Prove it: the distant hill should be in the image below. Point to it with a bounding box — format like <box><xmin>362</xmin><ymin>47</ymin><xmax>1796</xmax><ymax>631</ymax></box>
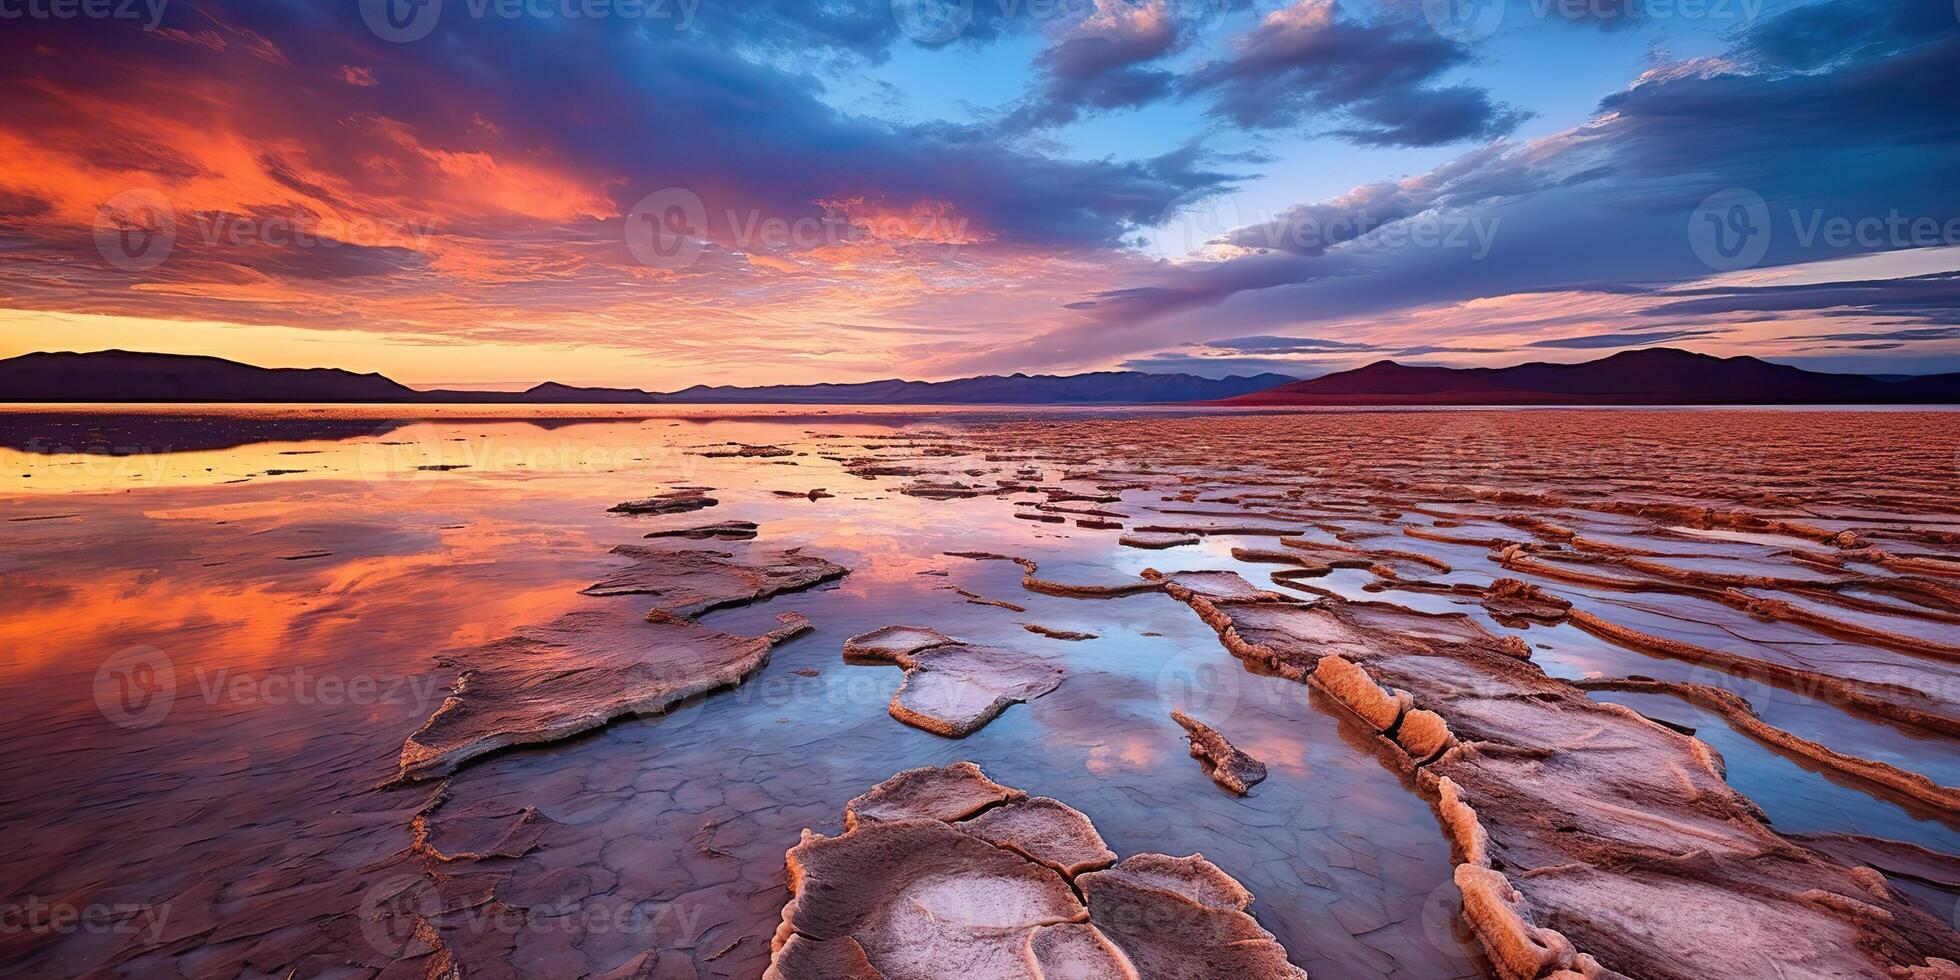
<box><xmin>0</xmin><ymin>350</ymin><xmax>421</xmax><ymax>403</ymax></box>
<box><xmin>517</xmin><ymin>381</ymin><xmax>661</xmax><ymax>404</ymax></box>
<box><xmin>661</xmin><ymin>371</ymin><xmax>1298</xmax><ymax>404</ymax></box>
<box><xmin>0</xmin><ymin>350</ymin><xmax>1291</xmax><ymax>405</ymax></box>
<box><xmin>1223</xmin><ymin>349</ymin><xmax>1960</xmax><ymax>405</ymax></box>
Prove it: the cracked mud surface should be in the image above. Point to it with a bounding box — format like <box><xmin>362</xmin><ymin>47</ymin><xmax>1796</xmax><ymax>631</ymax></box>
<box><xmin>4</xmin><ymin>406</ymin><xmax>1957</xmax><ymax>978</ymax></box>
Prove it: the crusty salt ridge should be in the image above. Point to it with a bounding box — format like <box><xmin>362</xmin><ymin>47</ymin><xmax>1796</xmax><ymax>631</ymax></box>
<box><xmin>765</xmin><ymin>935</ymin><xmax>883</xmax><ymax>978</ymax></box>
<box><xmin>1158</xmin><ymin>588</ymin><xmax>1960</xmax><ymax>978</ymax></box>
<box><xmin>1171</xmin><ymin>710</ymin><xmax>1268</xmax><ymax>796</ymax></box>
<box><xmin>888</xmin><ymin>644</ymin><xmax>1066</xmax><ymax>737</ymax></box>
<box><xmin>764</xmin><ymin>763</ymin><xmax>1306</xmax><ymax>980</ymax></box>
<box><xmin>580</xmin><ymin>544</ymin><xmax>850</xmax><ymax>616</ymax></box>
<box><xmin>1027</xmin><ymin>923</ymin><xmax>1138</xmax><ymax>979</ymax></box>
<box><xmin>843</xmin><ymin>761</ymin><xmax>1023</xmax><ymax>830</ymax></box>
<box><xmin>1563</xmin><ymin>605</ymin><xmax>1960</xmax><ymax>738</ymax></box>
<box><xmin>843</xmin><ymin>625</ymin><xmax>1066</xmax><ymax>737</ymax></box>
<box><xmin>960</xmin><ymin>796</ymin><xmax>1118</xmax><ymax>876</ymax></box>
<box><xmin>1077</xmin><ymin>854</ymin><xmax>1307</xmax><ymax>980</ymax></box>
<box><xmin>842</xmin><ymin>624</ymin><xmax>957</xmax><ymax>663</ymax></box>
<box><xmin>771</xmin><ymin>818</ymin><xmax>1082</xmax><ymax>980</ymax></box>
<box><xmin>1572</xmin><ymin>676</ymin><xmax>1960</xmax><ymax>812</ymax></box>
<box><xmin>1479</xmin><ymin>577</ymin><xmax>1572</xmax><ymax>624</ymax></box>
<box><xmin>397</xmin><ymin>608</ymin><xmax>811</xmax><ymax>780</ymax></box>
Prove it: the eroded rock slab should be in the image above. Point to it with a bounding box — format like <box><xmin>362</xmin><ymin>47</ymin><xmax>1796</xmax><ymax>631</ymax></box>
<box><xmin>642</xmin><ymin>520</ymin><xmax>759</xmax><ymax>540</ymax></box>
<box><xmin>1028</xmin><ymin>923</ymin><xmax>1137</xmax><ymax>979</ymax></box>
<box><xmin>844</xmin><ymin>627</ymin><xmax>1066</xmax><ymax>737</ymax></box>
<box><xmin>842</xmin><ymin>625</ymin><xmax>954</xmax><ymax>664</ymax></box>
<box><xmin>1078</xmin><ymin>854</ymin><xmax>1305</xmax><ymax>980</ymax></box>
<box><xmin>581</xmin><ymin>545</ymin><xmax>849</xmax><ymax>616</ymax></box>
<box><xmin>843</xmin><ymin>761</ymin><xmax>1023</xmax><ymax>830</ymax></box>
<box><xmin>765</xmin><ymin>764</ymin><xmax>1304</xmax><ymax>980</ymax></box>
<box><xmin>1022</xmin><ymin>623</ymin><xmax>1097</xmax><ymax>641</ymax></box>
<box><xmin>772</xmin><ymin>818</ymin><xmax>1083</xmax><ymax>980</ymax></box>
<box><xmin>1172</xmin><ymin>710</ymin><xmax>1268</xmax><ymax>796</ymax></box>
<box><xmin>960</xmin><ymin>797</ymin><xmax>1116</xmax><ymax>877</ymax></box>
<box><xmin>1120</xmin><ymin>531</ymin><xmax>1199</xmax><ymax>550</ymax></box>
<box><xmin>700</xmin><ymin>443</ymin><xmax>794</xmax><ymax>458</ymax></box>
<box><xmin>398</xmin><ymin>608</ymin><xmax>810</xmax><ymax>780</ymax></box>
<box><xmin>1479</xmin><ymin>577</ymin><xmax>1571</xmax><ymax>624</ymax></box>
<box><xmin>608</xmin><ymin>489</ymin><xmax>717</xmax><ymax>515</ymax></box>
<box><xmin>890</xmin><ymin>644</ymin><xmax>1065</xmax><ymax>737</ymax></box>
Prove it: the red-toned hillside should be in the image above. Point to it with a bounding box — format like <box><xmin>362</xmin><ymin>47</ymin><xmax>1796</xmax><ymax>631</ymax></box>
<box><xmin>1223</xmin><ymin>348</ymin><xmax>1960</xmax><ymax>405</ymax></box>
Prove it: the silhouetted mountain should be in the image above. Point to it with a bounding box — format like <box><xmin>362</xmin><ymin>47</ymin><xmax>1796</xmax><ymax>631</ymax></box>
<box><xmin>1224</xmin><ymin>349</ymin><xmax>1960</xmax><ymax>405</ymax></box>
<box><xmin>660</xmin><ymin>371</ymin><xmax>1297</xmax><ymax>404</ymax></box>
<box><xmin>520</xmin><ymin>381</ymin><xmax>661</xmax><ymax>403</ymax></box>
<box><xmin>0</xmin><ymin>350</ymin><xmax>1291</xmax><ymax>405</ymax></box>
<box><xmin>0</xmin><ymin>350</ymin><xmax>420</xmax><ymax>403</ymax></box>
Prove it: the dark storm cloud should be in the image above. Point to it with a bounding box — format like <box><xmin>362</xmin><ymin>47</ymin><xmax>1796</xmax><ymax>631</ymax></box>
<box><xmin>1000</xmin><ymin>1</ymin><xmax>1253</xmax><ymax>131</ymax></box>
<box><xmin>1182</xmin><ymin>0</ymin><xmax>1526</xmax><ymax>146</ymax></box>
<box><xmin>1738</xmin><ymin>0</ymin><xmax>1956</xmax><ymax>70</ymax></box>
<box><xmin>1335</xmin><ymin>85</ymin><xmax>1531</xmax><ymax>148</ymax></box>
<box><xmin>1640</xmin><ymin>273</ymin><xmax>1960</xmax><ymax>323</ymax></box>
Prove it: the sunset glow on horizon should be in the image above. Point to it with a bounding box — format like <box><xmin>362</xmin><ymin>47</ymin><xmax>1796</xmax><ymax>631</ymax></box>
<box><xmin>2</xmin><ymin>0</ymin><xmax>1957</xmax><ymax>387</ymax></box>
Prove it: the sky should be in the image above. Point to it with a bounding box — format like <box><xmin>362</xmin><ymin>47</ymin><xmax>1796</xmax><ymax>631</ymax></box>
<box><xmin>0</xmin><ymin>0</ymin><xmax>1957</xmax><ymax>388</ymax></box>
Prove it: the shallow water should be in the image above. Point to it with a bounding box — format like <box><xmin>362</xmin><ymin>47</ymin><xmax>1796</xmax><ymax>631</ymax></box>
<box><xmin>2</xmin><ymin>406</ymin><xmax>1955</xmax><ymax>977</ymax></box>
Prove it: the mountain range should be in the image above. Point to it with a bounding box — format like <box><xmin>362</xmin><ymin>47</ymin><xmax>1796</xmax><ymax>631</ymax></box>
<box><xmin>1221</xmin><ymin>348</ymin><xmax>1960</xmax><ymax>405</ymax></box>
<box><xmin>2</xmin><ymin>348</ymin><xmax>1956</xmax><ymax>406</ymax></box>
<box><xmin>0</xmin><ymin>350</ymin><xmax>1293</xmax><ymax>405</ymax></box>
